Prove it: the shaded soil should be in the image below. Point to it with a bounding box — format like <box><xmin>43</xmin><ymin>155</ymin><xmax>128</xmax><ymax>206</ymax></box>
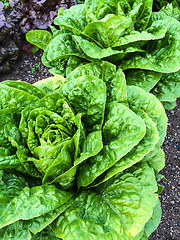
<box><xmin>0</xmin><ymin>50</ymin><xmax>179</xmax><ymax>240</ymax></box>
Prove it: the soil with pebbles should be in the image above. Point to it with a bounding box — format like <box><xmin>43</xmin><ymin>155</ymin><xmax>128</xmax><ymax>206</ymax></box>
<box><xmin>0</xmin><ymin>50</ymin><xmax>179</xmax><ymax>240</ymax></box>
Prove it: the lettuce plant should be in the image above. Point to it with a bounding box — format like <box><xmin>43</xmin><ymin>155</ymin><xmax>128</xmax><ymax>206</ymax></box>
<box><xmin>0</xmin><ymin>2</ymin><xmax>5</xmax><ymax>28</ymax></box>
<box><xmin>26</xmin><ymin>0</ymin><xmax>180</xmax><ymax>109</ymax></box>
<box><xmin>0</xmin><ymin>62</ymin><xmax>167</xmax><ymax>239</ymax></box>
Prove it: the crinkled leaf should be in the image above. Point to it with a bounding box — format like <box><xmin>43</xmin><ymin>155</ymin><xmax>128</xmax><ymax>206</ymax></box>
<box><xmin>33</xmin><ymin>75</ymin><xmax>65</xmax><ymax>94</ymax></box>
<box><xmin>51</xmin><ymin>131</ymin><xmax>103</xmax><ymax>188</ymax></box>
<box><xmin>90</xmin><ymin>109</ymin><xmax>159</xmax><ymax>187</ymax></box>
<box><xmin>134</xmin><ymin>199</ymin><xmax>161</xmax><ymax>239</ymax></box>
<box><xmin>78</xmin><ymin>102</ymin><xmax>146</xmax><ymax>187</ymax></box>
<box><xmin>2</xmin><ymin>220</ymin><xmax>31</xmax><ymax>240</ymax></box>
<box><xmin>60</xmin><ymin>75</ymin><xmax>106</xmax><ymax>132</ymax></box>
<box><xmin>84</xmin><ymin>14</ymin><xmax>133</xmax><ymax>47</ymax></box>
<box><xmin>0</xmin><ymin>184</ymin><xmax>72</xmax><ymax>229</ymax></box>
<box><xmin>0</xmin><ymin>84</ymin><xmax>39</xmax><ymax>109</ymax></box>
<box><xmin>125</xmin><ymin>69</ymin><xmax>162</xmax><ymax>92</ymax></box>
<box><xmin>143</xmin><ymin>147</ymin><xmax>165</xmax><ymax>174</ymax></box>
<box><xmin>52</xmin><ymin>162</ymin><xmax>158</xmax><ymax>240</ymax></box>
<box><xmin>120</xmin><ymin>13</ymin><xmax>180</xmax><ymax>73</ymax></box>
<box><xmin>1</xmin><ymin>81</ymin><xmax>46</xmax><ymax>99</ymax></box>
<box><xmin>46</xmin><ymin>33</ymin><xmax>83</xmax><ymax>61</ymax></box>
<box><xmin>54</xmin><ymin>4</ymin><xmax>87</xmax><ymax>33</ymax></box>
<box><xmin>151</xmin><ymin>71</ymin><xmax>180</xmax><ymax>102</ymax></box>
<box><xmin>66</xmin><ymin>61</ymin><xmax>128</xmax><ymax>104</ymax></box>
<box><xmin>127</xmin><ymin>86</ymin><xmax>167</xmax><ymax>146</ymax></box>
<box><xmin>84</xmin><ymin>0</ymin><xmax>120</xmax><ymax>19</ymax></box>
<box><xmin>73</xmin><ymin>35</ymin><xmax>123</xmax><ymax>59</ymax></box>
<box><xmin>112</xmin><ymin>18</ymin><xmax>169</xmax><ymax>47</ymax></box>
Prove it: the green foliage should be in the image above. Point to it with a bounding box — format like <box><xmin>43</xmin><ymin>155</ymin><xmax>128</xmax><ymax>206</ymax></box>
<box><xmin>1</xmin><ymin>0</ymin><xmax>9</xmax><ymax>8</ymax></box>
<box><xmin>26</xmin><ymin>0</ymin><xmax>180</xmax><ymax>109</ymax></box>
<box><xmin>0</xmin><ymin>62</ymin><xmax>167</xmax><ymax>239</ymax></box>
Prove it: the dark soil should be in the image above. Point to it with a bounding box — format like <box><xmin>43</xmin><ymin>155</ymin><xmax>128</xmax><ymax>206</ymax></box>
<box><xmin>0</xmin><ymin>50</ymin><xmax>179</xmax><ymax>240</ymax></box>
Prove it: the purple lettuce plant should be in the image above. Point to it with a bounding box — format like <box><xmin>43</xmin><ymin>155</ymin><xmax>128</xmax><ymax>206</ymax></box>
<box><xmin>0</xmin><ymin>2</ymin><xmax>5</xmax><ymax>28</ymax></box>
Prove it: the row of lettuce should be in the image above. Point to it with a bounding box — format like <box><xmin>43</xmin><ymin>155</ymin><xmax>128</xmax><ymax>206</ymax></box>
<box><xmin>27</xmin><ymin>0</ymin><xmax>180</xmax><ymax>110</ymax></box>
<box><xmin>0</xmin><ymin>0</ymin><xmax>179</xmax><ymax>239</ymax></box>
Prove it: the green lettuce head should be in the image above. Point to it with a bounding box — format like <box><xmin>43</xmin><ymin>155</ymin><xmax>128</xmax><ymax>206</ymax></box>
<box><xmin>0</xmin><ymin>62</ymin><xmax>167</xmax><ymax>239</ymax></box>
<box><xmin>26</xmin><ymin>0</ymin><xmax>180</xmax><ymax>109</ymax></box>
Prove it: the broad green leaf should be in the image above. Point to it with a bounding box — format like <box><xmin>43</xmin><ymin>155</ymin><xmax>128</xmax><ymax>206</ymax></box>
<box><xmin>143</xmin><ymin>147</ymin><xmax>165</xmax><ymax>174</ymax></box>
<box><xmin>162</xmin><ymin>100</ymin><xmax>177</xmax><ymax>110</ymax></box>
<box><xmin>66</xmin><ymin>56</ymin><xmax>87</xmax><ymax>76</ymax></box>
<box><xmin>127</xmin><ymin>86</ymin><xmax>168</xmax><ymax>146</ymax></box>
<box><xmin>33</xmin><ymin>75</ymin><xmax>65</xmax><ymax>94</ymax></box>
<box><xmin>134</xmin><ymin>199</ymin><xmax>161</xmax><ymax>239</ymax></box>
<box><xmin>90</xmin><ymin>109</ymin><xmax>159</xmax><ymax>187</ymax></box>
<box><xmin>73</xmin><ymin>35</ymin><xmax>123</xmax><ymax>59</ymax></box>
<box><xmin>1</xmin><ymin>81</ymin><xmax>46</xmax><ymax>99</ymax></box>
<box><xmin>143</xmin><ymin>199</ymin><xmax>161</xmax><ymax>237</ymax></box>
<box><xmin>26</xmin><ymin>30</ymin><xmax>53</xmax><ymax>50</ymax></box>
<box><xmin>38</xmin><ymin>93</ymin><xmax>75</xmax><ymax>126</ymax></box>
<box><xmin>60</xmin><ymin>75</ymin><xmax>106</xmax><ymax>132</ymax></box>
<box><xmin>29</xmin><ymin>201</ymin><xmax>72</xmax><ymax>235</ymax></box>
<box><xmin>0</xmin><ymin>184</ymin><xmax>72</xmax><ymax>229</ymax></box>
<box><xmin>51</xmin><ymin>131</ymin><xmax>103</xmax><ymax>188</ymax></box>
<box><xmin>84</xmin><ymin>14</ymin><xmax>133</xmax><ymax>47</ymax></box>
<box><xmin>131</xmin><ymin>0</ymin><xmax>153</xmax><ymax>31</ymax></box>
<box><xmin>46</xmin><ymin>33</ymin><xmax>82</xmax><ymax>61</ymax></box>
<box><xmin>78</xmin><ymin>102</ymin><xmax>146</xmax><ymax>187</ymax></box>
<box><xmin>2</xmin><ymin>220</ymin><xmax>31</xmax><ymax>240</ymax></box>
<box><xmin>120</xmin><ymin>13</ymin><xmax>180</xmax><ymax>73</ymax></box>
<box><xmin>0</xmin><ymin>171</ymin><xmax>28</xmax><ymax>208</ymax></box>
<box><xmin>54</xmin><ymin>4</ymin><xmax>87</xmax><ymax>33</ymax></box>
<box><xmin>16</xmin><ymin>146</ymin><xmax>41</xmax><ymax>178</ymax></box>
<box><xmin>42</xmin><ymin>139</ymin><xmax>74</xmax><ymax>184</ymax></box>
<box><xmin>125</xmin><ymin>69</ymin><xmax>162</xmax><ymax>92</ymax></box>
<box><xmin>0</xmin><ymin>154</ymin><xmax>20</xmax><ymax>170</ymax></box>
<box><xmin>41</xmin><ymin>45</ymin><xmax>53</xmax><ymax>68</ymax></box>
<box><xmin>74</xmin><ymin>131</ymin><xmax>103</xmax><ymax>165</ymax></box>
<box><xmin>52</xmin><ymin>162</ymin><xmax>158</xmax><ymax>240</ymax></box>
<box><xmin>0</xmin><ymin>108</ymin><xmax>22</xmax><ymax>153</ymax></box>
<box><xmin>0</xmin><ymin>84</ymin><xmax>39</xmax><ymax>109</ymax></box>
<box><xmin>66</xmin><ymin>61</ymin><xmax>128</xmax><ymax>104</ymax></box>
<box><xmin>151</xmin><ymin>71</ymin><xmax>180</xmax><ymax>102</ymax></box>
<box><xmin>85</xmin><ymin>0</ymin><xmax>120</xmax><ymax>20</ymax></box>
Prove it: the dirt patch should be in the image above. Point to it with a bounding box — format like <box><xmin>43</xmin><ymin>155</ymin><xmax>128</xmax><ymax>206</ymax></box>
<box><xmin>0</xmin><ymin>50</ymin><xmax>52</xmax><ymax>83</ymax></box>
<box><xmin>0</xmin><ymin>50</ymin><xmax>179</xmax><ymax>240</ymax></box>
